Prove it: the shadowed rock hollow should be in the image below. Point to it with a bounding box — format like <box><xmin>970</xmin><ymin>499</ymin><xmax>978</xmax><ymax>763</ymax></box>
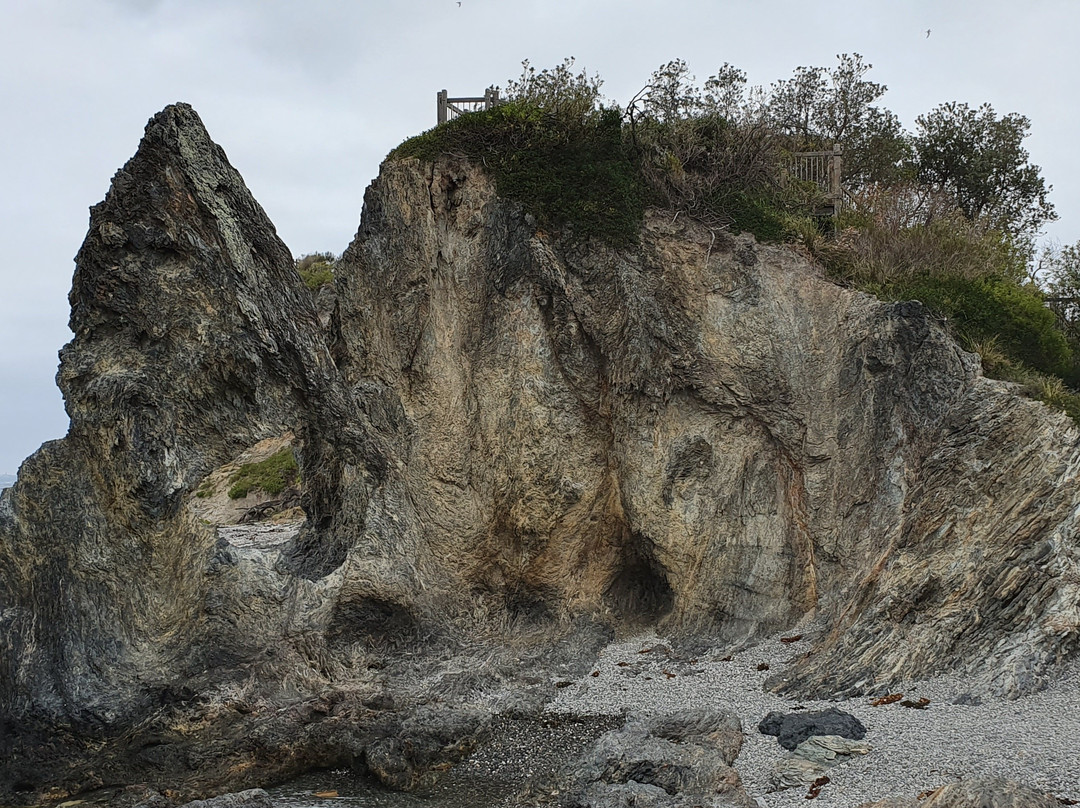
<box><xmin>1</xmin><ymin>103</ymin><xmax>1078</xmax><ymax>802</ymax></box>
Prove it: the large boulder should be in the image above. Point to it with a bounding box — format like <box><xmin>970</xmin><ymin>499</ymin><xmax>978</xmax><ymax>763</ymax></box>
<box><xmin>544</xmin><ymin>709</ymin><xmax>753</xmax><ymax>808</ymax></box>
<box><xmin>758</xmin><ymin>707</ymin><xmax>867</xmax><ymax>750</ymax></box>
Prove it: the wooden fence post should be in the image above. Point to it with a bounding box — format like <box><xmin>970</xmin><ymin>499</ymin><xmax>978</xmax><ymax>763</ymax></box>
<box><xmin>831</xmin><ymin>144</ymin><xmax>843</xmax><ymax>200</ymax></box>
<box><xmin>437</xmin><ymin>89</ymin><xmax>448</xmax><ymax>125</ymax></box>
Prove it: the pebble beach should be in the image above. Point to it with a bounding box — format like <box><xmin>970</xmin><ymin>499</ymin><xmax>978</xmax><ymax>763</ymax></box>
<box><xmin>545</xmin><ymin>631</ymin><xmax>1080</xmax><ymax>806</ymax></box>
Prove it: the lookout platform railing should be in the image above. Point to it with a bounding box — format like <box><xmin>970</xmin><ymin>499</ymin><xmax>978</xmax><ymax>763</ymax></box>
<box><xmin>790</xmin><ymin>145</ymin><xmax>844</xmax><ymax>216</ymax></box>
<box><xmin>437</xmin><ymin>88</ymin><xmax>501</xmax><ymax>124</ymax></box>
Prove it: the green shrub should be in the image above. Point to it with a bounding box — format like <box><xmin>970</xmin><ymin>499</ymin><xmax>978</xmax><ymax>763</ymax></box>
<box><xmin>884</xmin><ymin>274</ymin><xmax>1071</xmax><ymax>377</ymax></box>
<box><xmin>227</xmin><ymin>448</ymin><xmax>300</xmax><ymax>500</ymax></box>
<box><xmin>295</xmin><ymin>252</ymin><xmax>335</xmax><ymax>291</ymax></box>
<box><xmin>395</xmin><ymin>103</ymin><xmax>645</xmax><ymax>247</ymax></box>
<box><xmin>503</xmin><ymin>57</ymin><xmax>603</xmax><ymax>123</ymax></box>
<box><xmin>716</xmin><ymin>190</ymin><xmax>790</xmax><ymax>242</ymax></box>
<box><xmin>812</xmin><ymin>187</ymin><xmax>1028</xmax><ymax>288</ymax></box>
<box><xmin>632</xmin><ymin>113</ymin><xmax>795</xmax><ymax>240</ymax></box>
<box><xmin>299</xmin><ymin>262</ymin><xmax>334</xmax><ymax>290</ymax></box>
<box><xmin>967</xmin><ymin>337</ymin><xmax>1080</xmax><ymax>424</ymax></box>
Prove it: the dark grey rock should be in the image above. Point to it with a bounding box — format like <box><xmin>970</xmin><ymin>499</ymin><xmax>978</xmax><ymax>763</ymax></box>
<box><xmin>546</xmin><ymin>709</ymin><xmax>753</xmax><ymax>808</ymax></box>
<box><xmin>578</xmin><ymin>778</ymin><xmax>741</xmax><ymax>808</ymax></box>
<box><xmin>577</xmin><ymin>780</ymin><xmax>670</xmax><ymax>808</ymax></box>
<box><xmin>132</xmin><ymin>795</ymin><xmax>170</xmax><ymax>808</ymax></box>
<box><xmin>921</xmin><ymin>778</ymin><xmax>1062</xmax><ymax>808</ymax></box>
<box><xmin>758</xmin><ymin>707</ymin><xmax>866</xmax><ymax>750</ymax></box>
<box><xmin>952</xmin><ymin>692</ymin><xmax>983</xmax><ymax>706</ymax></box>
<box><xmin>365</xmin><ymin>706</ymin><xmax>492</xmax><ymax>791</ymax></box>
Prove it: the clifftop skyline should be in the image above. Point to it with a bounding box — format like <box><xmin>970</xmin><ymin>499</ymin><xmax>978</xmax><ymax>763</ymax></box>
<box><xmin>3</xmin><ymin>0</ymin><xmax>1080</xmax><ymax>474</ymax></box>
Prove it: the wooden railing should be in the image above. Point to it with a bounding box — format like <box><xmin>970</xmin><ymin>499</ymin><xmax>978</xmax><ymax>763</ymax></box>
<box><xmin>790</xmin><ymin>145</ymin><xmax>843</xmax><ymax>215</ymax></box>
<box><xmin>437</xmin><ymin>88</ymin><xmax>501</xmax><ymax>124</ymax></box>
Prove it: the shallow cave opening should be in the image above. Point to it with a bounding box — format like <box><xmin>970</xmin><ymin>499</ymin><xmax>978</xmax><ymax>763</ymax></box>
<box><xmin>604</xmin><ymin>535</ymin><xmax>675</xmax><ymax>625</ymax></box>
<box><xmin>279</xmin><ymin>530</ymin><xmax>350</xmax><ymax>581</ymax></box>
<box><xmin>503</xmin><ymin>582</ymin><xmax>556</xmax><ymax>625</ymax></box>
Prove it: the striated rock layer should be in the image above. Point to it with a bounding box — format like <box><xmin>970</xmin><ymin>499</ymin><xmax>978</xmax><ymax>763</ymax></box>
<box><xmin>0</xmin><ymin>104</ymin><xmax>1078</xmax><ymax>801</ymax></box>
<box><xmin>327</xmin><ymin>154</ymin><xmax>1080</xmax><ymax>697</ymax></box>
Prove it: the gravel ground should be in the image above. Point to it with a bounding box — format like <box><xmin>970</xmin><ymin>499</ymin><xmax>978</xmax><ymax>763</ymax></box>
<box><xmin>545</xmin><ymin>630</ymin><xmax>1080</xmax><ymax>806</ymax></box>
<box><xmin>217</xmin><ymin>522</ymin><xmax>300</xmax><ymax>550</ymax></box>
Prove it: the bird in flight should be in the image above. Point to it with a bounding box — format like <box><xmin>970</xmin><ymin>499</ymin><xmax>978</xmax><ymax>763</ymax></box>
<box><xmin>926</xmin><ymin>29</ymin><xmax>931</xmax><ymax>38</ymax></box>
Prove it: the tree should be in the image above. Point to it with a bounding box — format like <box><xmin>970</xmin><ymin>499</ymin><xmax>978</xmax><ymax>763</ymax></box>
<box><xmin>766</xmin><ymin>53</ymin><xmax>911</xmax><ymax>187</ymax></box>
<box><xmin>636</xmin><ymin>59</ymin><xmax>702</xmax><ymax>123</ymax></box>
<box><xmin>913</xmin><ymin>102</ymin><xmax>1056</xmax><ymax>239</ymax></box>
<box><xmin>1040</xmin><ymin>241</ymin><xmax>1080</xmax><ymax>328</ymax></box>
<box><xmin>503</xmin><ymin>57</ymin><xmax>603</xmax><ymax>122</ymax></box>
<box><xmin>702</xmin><ymin>63</ymin><xmax>750</xmax><ymax>121</ymax></box>
<box><xmin>628</xmin><ymin>60</ymin><xmax>753</xmax><ymax>125</ymax></box>
<box><xmin>1036</xmin><ymin>241</ymin><xmax>1080</xmax><ymax>385</ymax></box>
<box><xmin>767</xmin><ymin>64</ymin><xmax>826</xmax><ymax>140</ymax></box>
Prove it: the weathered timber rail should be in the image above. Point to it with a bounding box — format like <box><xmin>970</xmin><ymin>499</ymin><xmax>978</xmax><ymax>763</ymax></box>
<box><xmin>437</xmin><ymin>88</ymin><xmax>502</xmax><ymax>124</ymax></box>
<box><xmin>790</xmin><ymin>145</ymin><xmax>844</xmax><ymax>216</ymax></box>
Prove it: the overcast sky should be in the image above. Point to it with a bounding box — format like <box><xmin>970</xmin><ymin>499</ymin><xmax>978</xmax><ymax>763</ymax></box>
<box><xmin>2</xmin><ymin>0</ymin><xmax>1078</xmax><ymax>474</ymax></box>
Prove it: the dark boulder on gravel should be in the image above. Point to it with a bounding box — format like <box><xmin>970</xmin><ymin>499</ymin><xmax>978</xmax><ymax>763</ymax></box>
<box><xmin>364</xmin><ymin>706</ymin><xmax>493</xmax><ymax>791</ymax></box>
<box><xmin>758</xmin><ymin>706</ymin><xmax>866</xmax><ymax>750</ymax></box>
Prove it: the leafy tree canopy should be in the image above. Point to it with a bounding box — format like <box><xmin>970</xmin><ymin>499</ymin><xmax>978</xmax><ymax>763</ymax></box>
<box><xmin>503</xmin><ymin>57</ymin><xmax>603</xmax><ymax>124</ymax></box>
<box><xmin>914</xmin><ymin>102</ymin><xmax>1056</xmax><ymax>239</ymax></box>
<box><xmin>765</xmin><ymin>54</ymin><xmax>912</xmax><ymax>187</ymax></box>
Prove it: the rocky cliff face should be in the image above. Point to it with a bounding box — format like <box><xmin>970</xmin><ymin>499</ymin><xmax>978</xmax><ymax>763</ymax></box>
<box><xmin>322</xmin><ymin>154</ymin><xmax>1079</xmax><ymax>696</ymax></box>
<box><xmin>1</xmin><ymin>102</ymin><xmax>356</xmax><ymax>725</ymax></box>
<box><xmin>0</xmin><ymin>104</ymin><xmax>1077</xmax><ymax>802</ymax></box>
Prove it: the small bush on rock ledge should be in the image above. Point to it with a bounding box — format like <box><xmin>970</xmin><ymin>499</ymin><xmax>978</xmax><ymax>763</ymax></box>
<box><xmin>295</xmin><ymin>251</ymin><xmax>336</xmax><ymax>291</ymax></box>
<box><xmin>227</xmin><ymin>448</ymin><xmax>299</xmax><ymax>499</ymax></box>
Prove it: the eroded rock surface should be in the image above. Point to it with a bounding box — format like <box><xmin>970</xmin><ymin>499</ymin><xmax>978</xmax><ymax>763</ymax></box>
<box><xmin>540</xmin><ymin>709</ymin><xmax>752</xmax><ymax>808</ymax></box>
<box><xmin>3</xmin><ymin>102</ymin><xmax>313</xmax><ymax>727</ymax></box>
<box><xmin>328</xmin><ymin>154</ymin><xmax>1080</xmax><ymax>701</ymax></box>
<box><xmin>1</xmin><ymin>104</ymin><xmax>1078</xmax><ymax>803</ymax></box>
<box><xmin>0</xmin><ymin>103</ymin><xmax>385</xmax><ymax>800</ymax></box>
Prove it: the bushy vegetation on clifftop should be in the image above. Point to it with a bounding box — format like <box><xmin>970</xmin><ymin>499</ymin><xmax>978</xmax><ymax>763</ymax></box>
<box><xmin>394</xmin><ymin>69</ymin><xmax>645</xmax><ymax>246</ymax></box>
<box><xmin>295</xmin><ymin>251</ymin><xmax>336</xmax><ymax>290</ymax></box>
<box><xmin>393</xmin><ymin>56</ymin><xmax>1080</xmax><ymax>421</ymax></box>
